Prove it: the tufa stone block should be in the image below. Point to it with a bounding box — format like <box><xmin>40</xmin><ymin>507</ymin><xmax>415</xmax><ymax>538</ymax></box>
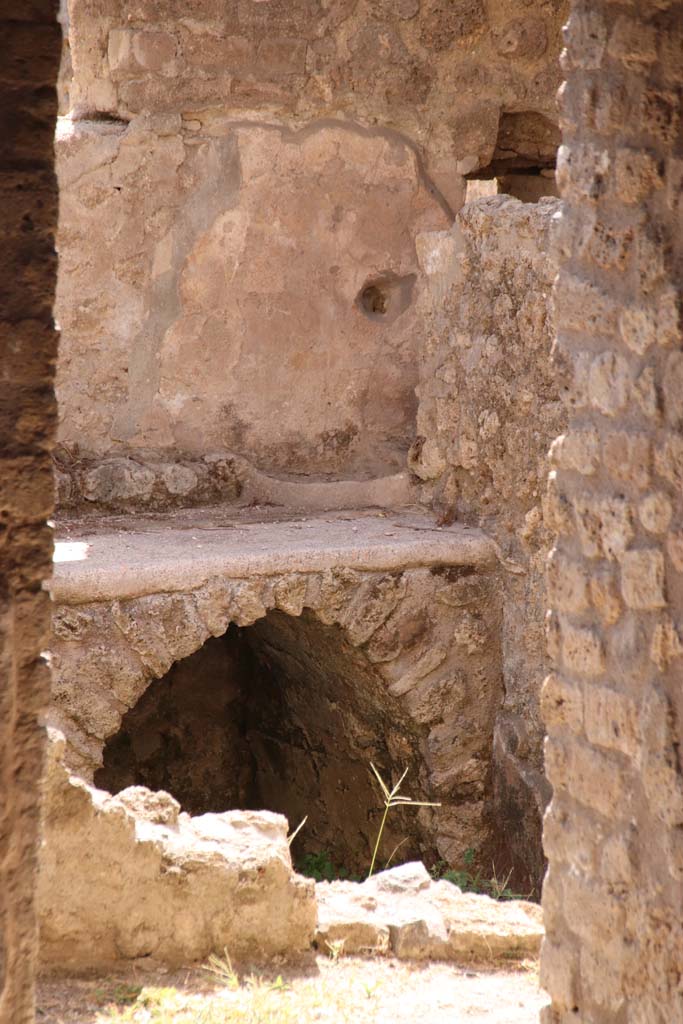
<box><xmin>620</xmin><ymin>549</ymin><xmax>666</xmax><ymax>609</ymax></box>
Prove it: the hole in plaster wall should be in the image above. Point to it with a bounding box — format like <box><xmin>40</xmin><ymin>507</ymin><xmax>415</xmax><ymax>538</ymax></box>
<box><xmin>360</xmin><ymin>284</ymin><xmax>388</xmax><ymax>316</ymax></box>
<box><xmin>69</xmin><ymin>110</ymin><xmax>130</xmax><ymax>126</ymax></box>
<box><xmin>356</xmin><ymin>272</ymin><xmax>416</xmax><ymax>324</ymax></box>
<box><xmin>95</xmin><ymin>610</ymin><xmax>426</xmax><ymax>874</ymax></box>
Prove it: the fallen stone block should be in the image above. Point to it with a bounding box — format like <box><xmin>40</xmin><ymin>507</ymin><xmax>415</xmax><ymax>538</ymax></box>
<box><xmin>315</xmin><ymin>862</ymin><xmax>543</xmax><ymax>961</ymax></box>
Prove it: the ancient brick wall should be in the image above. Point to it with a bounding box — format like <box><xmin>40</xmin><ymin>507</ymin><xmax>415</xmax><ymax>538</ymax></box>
<box><xmin>541</xmin><ymin>2</ymin><xmax>683</xmax><ymax>1020</ymax></box>
<box><xmin>0</xmin><ymin>4</ymin><xmax>61</xmax><ymax>1022</ymax></box>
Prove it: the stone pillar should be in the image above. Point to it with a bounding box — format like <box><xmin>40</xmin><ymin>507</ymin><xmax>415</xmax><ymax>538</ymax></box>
<box><xmin>0</xmin><ymin>4</ymin><xmax>61</xmax><ymax>1022</ymax></box>
<box><xmin>541</xmin><ymin>2</ymin><xmax>683</xmax><ymax>1021</ymax></box>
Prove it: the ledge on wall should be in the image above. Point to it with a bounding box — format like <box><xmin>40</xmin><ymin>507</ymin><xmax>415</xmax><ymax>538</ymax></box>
<box><xmin>51</xmin><ymin>507</ymin><xmax>498</xmax><ymax>605</ymax></box>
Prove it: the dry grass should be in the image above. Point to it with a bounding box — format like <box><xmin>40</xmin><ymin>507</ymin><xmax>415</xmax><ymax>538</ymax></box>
<box><xmin>37</xmin><ymin>953</ymin><xmax>545</xmax><ymax>1024</ymax></box>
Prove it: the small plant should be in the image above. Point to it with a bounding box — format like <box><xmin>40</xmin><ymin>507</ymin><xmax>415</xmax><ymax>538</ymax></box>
<box><xmin>325</xmin><ymin>938</ymin><xmax>346</xmax><ymax>962</ymax></box>
<box><xmin>383</xmin><ymin>836</ymin><xmax>409</xmax><ymax>871</ymax></box>
<box><xmin>488</xmin><ymin>864</ymin><xmax>522</xmax><ymax>901</ymax></box>
<box><xmin>432</xmin><ymin>849</ymin><xmax>529</xmax><ymax>901</ymax></box>
<box><xmin>287</xmin><ymin>815</ymin><xmax>307</xmax><ymax>847</ymax></box>
<box><xmin>299</xmin><ymin>850</ymin><xmax>336</xmax><ymax>881</ymax></box>
<box><xmin>368</xmin><ymin>763</ymin><xmax>440</xmax><ymax>879</ymax></box>
<box><xmin>202</xmin><ymin>948</ymin><xmax>240</xmax><ymax>989</ymax></box>
<box><xmin>265</xmin><ymin>975</ymin><xmax>289</xmax><ymax>992</ymax></box>
<box><xmin>93</xmin><ymin>982</ymin><xmax>142</xmax><ymax>1007</ymax></box>
<box><xmin>298</xmin><ymin>850</ymin><xmax>360</xmax><ymax>882</ymax></box>
<box><xmin>202</xmin><ymin>951</ymin><xmax>291</xmax><ymax>998</ymax></box>
<box><xmin>136</xmin><ymin>987</ymin><xmax>179</xmax><ymax>1010</ymax></box>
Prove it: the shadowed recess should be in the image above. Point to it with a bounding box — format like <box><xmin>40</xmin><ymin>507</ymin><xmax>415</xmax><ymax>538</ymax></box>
<box><xmin>96</xmin><ymin>610</ymin><xmax>427</xmax><ymax>874</ymax></box>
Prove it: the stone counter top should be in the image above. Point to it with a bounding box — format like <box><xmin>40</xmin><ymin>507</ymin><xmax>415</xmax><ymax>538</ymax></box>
<box><xmin>51</xmin><ymin>508</ymin><xmax>497</xmax><ymax>604</ymax></box>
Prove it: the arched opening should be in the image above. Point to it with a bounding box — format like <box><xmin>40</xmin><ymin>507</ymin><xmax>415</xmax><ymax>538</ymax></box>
<box><xmin>95</xmin><ymin>609</ymin><xmax>428</xmax><ymax>876</ymax></box>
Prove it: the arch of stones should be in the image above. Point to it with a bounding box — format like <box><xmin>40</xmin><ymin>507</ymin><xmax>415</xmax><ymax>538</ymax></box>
<box><xmin>51</xmin><ymin>546</ymin><xmax>502</xmax><ymax>867</ymax></box>
<box><xmin>3</xmin><ymin>1</ymin><xmax>683</xmax><ymax>1023</ymax></box>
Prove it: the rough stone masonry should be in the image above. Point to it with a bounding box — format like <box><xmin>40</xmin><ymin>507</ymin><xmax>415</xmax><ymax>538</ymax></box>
<box><xmin>540</xmin><ymin>2</ymin><xmax>683</xmax><ymax>1022</ymax></box>
<box><xmin>414</xmin><ymin>195</ymin><xmax>564</xmax><ymax>889</ymax></box>
<box><xmin>49</xmin><ymin>512</ymin><xmax>502</xmax><ymax>875</ymax></box>
<box><xmin>0</xmin><ymin>4</ymin><xmax>61</xmax><ymax>1024</ymax></box>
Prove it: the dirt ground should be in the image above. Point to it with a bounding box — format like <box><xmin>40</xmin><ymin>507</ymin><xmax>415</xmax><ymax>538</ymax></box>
<box><xmin>37</xmin><ymin>953</ymin><xmax>547</xmax><ymax>1023</ymax></box>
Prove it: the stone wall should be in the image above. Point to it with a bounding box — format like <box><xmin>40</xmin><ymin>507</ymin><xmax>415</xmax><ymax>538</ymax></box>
<box><xmin>541</xmin><ymin>2</ymin><xmax>683</xmax><ymax>1021</ymax></box>
<box><xmin>51</xmin><ymin>3</ymin><xmax>571</xmax><ymax>892</ymax></box>
<box><xmin>54</xmin><ymin>0</ymin><xmax>567</xmax><ymax>501</ymax></box>
<box><xmin>50</xmin><ymin>0</ymin><xmax>570</xmax><ymax>905</ymax></box>
<box><xmin>413</xmin><ymin>196</ymin><xmax>565</xmax><ymax>892</ymax></box>
<box><xmin>51</xmin><ymin>557</ymin><xmax>503</xmax><ymax>871</ymax></box>
<box><xmin>66</xmin><ymin>0</ymin><xmax>566</xmax><ymax>196</ymax></box>
<box><xmin>40</xmin><ymin>730</ymin><xmax>544</xmax><ymax>973</ymax></box>
<box><xmin>0</xmin><ymin>4</ymin><xmax>61</xmax><ymax>1022</ymax></box>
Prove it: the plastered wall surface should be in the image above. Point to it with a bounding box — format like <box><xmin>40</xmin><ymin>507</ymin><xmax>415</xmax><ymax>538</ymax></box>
<box><xmin>55</xmin><ymin>117</ymin><xmax>447</xmax><ymax>478</ymax></box>
<box><xmin>54</xmin><ymin>0</ymin><xmax>568</xmax><ymax>490</ymax></box>
<box><xmin>0</xmin><ymin>3</ymin><xmax>61</xmax><ymax>1022</ymax></box>
<box><xmin>541</xmin><ymin>2</ymin><xmax>683</xmax><ymax>1021</ymax></box>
